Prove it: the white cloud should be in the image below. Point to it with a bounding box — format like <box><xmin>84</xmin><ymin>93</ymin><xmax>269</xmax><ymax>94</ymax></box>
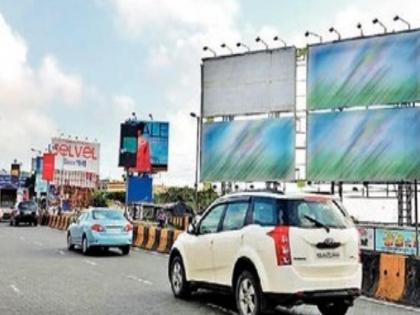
<box><xmin>0</xmin><ymin>13</ymin><xmax>83</xmax><ymax>172</ymax></box>
<box><xmin>110</xmin><ymin>0</ymin><xmax>241</xmax><ymax>186</ymax></box>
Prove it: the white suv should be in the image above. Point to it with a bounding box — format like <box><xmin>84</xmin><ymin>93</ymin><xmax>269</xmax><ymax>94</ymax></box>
<box><xmin>168</xmin><ymin>191</ymin><xmax>362</xmax><ymax>315</ymax></box>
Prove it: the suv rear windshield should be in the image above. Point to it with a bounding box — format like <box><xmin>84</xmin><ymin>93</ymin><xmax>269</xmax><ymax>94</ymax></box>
<box><xmin>18</xmin><ymin>201</ymin><xmax>37</xmax><ymax>211</ymax></box>
<box><xmin>252</xmin><ymin>197</ymin><xmax>351</xmax><ymax>229</ymax></box>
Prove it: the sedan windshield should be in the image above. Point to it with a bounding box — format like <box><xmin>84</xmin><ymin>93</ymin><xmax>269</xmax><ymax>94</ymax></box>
<box><xmin>18</xmin><ymin>202</ymin><xmax>37</xmax><ymax>211</ymax></box>
<box><xmin>92</xmin><ymin>210</ymin><xmax>124</xmax><ymax>221</ymax></box>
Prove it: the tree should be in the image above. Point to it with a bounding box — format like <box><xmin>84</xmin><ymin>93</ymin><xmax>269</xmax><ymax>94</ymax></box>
<box><xmin>90</xmin><ymin>191</ymin><xmax>109</xmax><ymax>207</ymax></box>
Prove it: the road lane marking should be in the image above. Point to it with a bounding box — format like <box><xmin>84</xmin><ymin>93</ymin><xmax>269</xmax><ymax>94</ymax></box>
<box><xmin>10</xmin><ymin>285</ymin><xmax>21</xmax><ymax>295</ymax></box>
<box><xmin>84</xmin><ymin>260</ymin><xmax>97</xmax><ymax>266</ymax></box>
<box><xmin>360</xmin><ymin>296</ymin><xmax>420</xmax><ymax>313</ymax></box>
<box><xmin>33</xmin><ymin>241</ymin><xmax>43</xmax><ymax>247</ymax></box>
<box><xmin>126</xmin><ymin>275</ymin><xmax>153</xmax><ymax>286</ymax></box>
<box><xmin>58</xmin><ymin>250</ymin><xmax>65</xmax><ymax>256</ymax></box>
<box><xmin>19</xmin><ymin>236</ymin><xmax>25</xmax><ymax>241</ymax></box>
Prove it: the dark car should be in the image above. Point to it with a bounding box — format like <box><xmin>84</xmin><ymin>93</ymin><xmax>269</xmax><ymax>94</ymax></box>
<box><xmin>10</xmin><ymin>201</ymin><xmax>39</xmax><ymax>226</ymax></box>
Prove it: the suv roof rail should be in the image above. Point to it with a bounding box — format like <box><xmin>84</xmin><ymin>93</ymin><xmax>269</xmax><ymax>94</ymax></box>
<box><xmin>224</xmin><ymin>188</ymin><xmax>285</xmax><ymax>195</ymax></box>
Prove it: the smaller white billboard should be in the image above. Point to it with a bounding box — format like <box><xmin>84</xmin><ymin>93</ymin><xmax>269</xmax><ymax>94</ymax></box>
<box><xmin>51</xmin><ymin>138</ymin><xmax>100</xmax><ymax>174</ymax></box>
<box><xmin>203</xmin><ymin>47</ymin><xmax>296</xmax><ymax>117</ymax></box>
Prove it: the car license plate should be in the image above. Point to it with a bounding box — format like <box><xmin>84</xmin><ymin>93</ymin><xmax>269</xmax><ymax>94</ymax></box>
<box><xmin>107</xmin><ymin>227</ymin><xmax>121</xmax><ymax>233</ymax></box>
<box><xmin>316</xmin><ymin>251</ymin><xmax>340</xmax><ymax>259</ymax></box>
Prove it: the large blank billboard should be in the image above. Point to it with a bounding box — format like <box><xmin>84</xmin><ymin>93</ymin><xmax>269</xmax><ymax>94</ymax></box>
<box><xmin>203</xmin><ymin>48</ymin><xmax>296</xmax><ymax>117</ymax></box>
<box><xmin>201</xmin><ymin>118</ymin><xmax>295</xmax><ymax>182</ymax></box>
<box><xmin>308</xmin><ymin>30</ymin><xmax>420</xmax><ymax>110</ymax></box>
<box><xmin>307</xmin><ymin>107</ymin><xmax>420</xmax><ymax>181</ymax></box>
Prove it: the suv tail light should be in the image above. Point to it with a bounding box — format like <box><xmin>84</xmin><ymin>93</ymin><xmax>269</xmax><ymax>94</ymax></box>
<box><xmin>91</xmin><ymin>224</ymin><xmax>104</xmax><ymax>232</ymax></box>
<box><xmin>124</xmin><ymin>224</ymin><xmax>133</xmax><ymax>232</ymax></box>
<box><xmin>267</xmin><ymin>226</ymin><xmax>291</xmax><ymax>266</ymax></box>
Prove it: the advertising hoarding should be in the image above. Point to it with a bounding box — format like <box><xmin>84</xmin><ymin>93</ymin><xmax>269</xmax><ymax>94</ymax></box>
<box><xmin>52</xmin><ymin>138</ymin><xmax>100</xmax><ymax>174</ymax></box>
<box><xmin>358</xmin><ymin>227</ymin><xmax>375</xmax><ymax>251</ymax></box>
<box><xmin>307</xmin><ymin>30</ymin><xmax>420</xmax><ymax>110</ymax></box>
<box><xmin>202</xmin><ymin>48</ymin><xmax>296</xmax><ymax>117</ymax></box>
<box><xmin>375</xmin><ymin>228</ymin><xmax>418</xmax><ymax>255</ymax></box>
<box><xmin>307</xmin><ymin>107</ymin><xmax>420</xmax><ymax>181</ymax></box>
<box><xmin>35</xmin><ymin>174</ymin><xmax>48</xmax><ymax>194</ymax></box>
<box><xmin>42</xmin><ymin>153</ymin><xmax>55</xmax><ymax>182</ymax></box>
<box><xmin>0</xmin><ymin>175</ymin><xmax>27</xmax><ymax>189</ymax></box>
<box><xmin>127</xmin><ymin>175</ymin><xmax>153</xmax><ymax>204</ymax></box>
<box><xmin>119</xmin><ymin>121</ymin><xmax>169</xmax><ymax>172</ymax></box>
<box><xmin>201</xmin><ymin>118</ymin><xmax>295</xmax><ymax>182</ymax></box>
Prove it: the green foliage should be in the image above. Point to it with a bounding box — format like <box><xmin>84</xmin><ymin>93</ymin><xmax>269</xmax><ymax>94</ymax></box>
<box><xmin>90</xmin><ymin>191</ymin><xmax>109</xmax><ymax>207</ymax></box>
<box><xmin>154</xmin><ymin>186</ymin><xmax>219</xmax><ymax>212</ymax></box>
<box><xmin>106</xmin><ymin>191</ymin><xmax>125</xmax><ymax>203</ymax></box>
<box><xmin>90</xmin><ymin>186</ymin><xmax>219</xmax><ymax>212</ymax></box>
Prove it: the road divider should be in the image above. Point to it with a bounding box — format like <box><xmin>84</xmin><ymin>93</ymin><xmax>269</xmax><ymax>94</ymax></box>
<box><xmin>132</xmin><ymin>224</ymin><xmax>183</xmax><ymax>254</ymax></box>
<box><xmin>360</xmin><ymin>250</ymin><xmax>420</xmax><ymax>307</ymax></box>
<box><xmin>45</xmin><ymin>214</ymin><xmax>72</xmax><ymax>231</ymax></box>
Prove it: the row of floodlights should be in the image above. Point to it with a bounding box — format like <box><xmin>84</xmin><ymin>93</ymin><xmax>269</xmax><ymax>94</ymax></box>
<box><xmin>203</xmin><ymin>16</ymin><xmax>412</xmax><ymax>56</ymax></box>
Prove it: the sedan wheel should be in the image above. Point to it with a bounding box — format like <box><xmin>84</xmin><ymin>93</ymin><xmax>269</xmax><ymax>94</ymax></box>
<box><xmin>67</xmin><ymin>234</ymin><xmax>74</xmax><ymax>250</ymax></box>
<box><xmin>82</xmin><ymin>237</ymin><xmax>89</xmax><ymax>255</ymax></box>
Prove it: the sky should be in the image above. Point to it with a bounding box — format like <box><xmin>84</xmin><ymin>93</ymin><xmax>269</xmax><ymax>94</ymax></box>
<box><xmin>0</xmin><ymin>0</ymin><xmax>419</xmax><ymax>186</ymax></box>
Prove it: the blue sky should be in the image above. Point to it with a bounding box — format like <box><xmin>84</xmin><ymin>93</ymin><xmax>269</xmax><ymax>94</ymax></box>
<box><xmin>0</xmin><ymin>0</ymin><xmax>418</xmax><ymax>185</ymax></box>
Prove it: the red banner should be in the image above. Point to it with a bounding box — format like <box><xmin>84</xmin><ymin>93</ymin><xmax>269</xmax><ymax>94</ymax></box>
<box><xmin>42</xmin><ymin>153</ymin><xmax>55</xmax><ymax>182</ymax></box>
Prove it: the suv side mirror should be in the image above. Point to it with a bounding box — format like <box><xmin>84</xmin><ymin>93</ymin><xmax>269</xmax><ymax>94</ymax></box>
<box><xmin>350</xmin><ymin>215</ymin><xmax>359</xmax><ymax>224</ymax></box>
<box><xmin>187</xmin><ymin>215</ymin><xmax>202</xmax><ymax>235</ymax></box>
<box><xmin>187</xmin><ymin>223</ymin><xmax>196</xmax><ymax>235</ymax></box>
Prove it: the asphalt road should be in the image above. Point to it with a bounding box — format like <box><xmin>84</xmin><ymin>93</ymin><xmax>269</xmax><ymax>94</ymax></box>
<box><xmin>0</xmin><ymin>222</ymin><xmax>419</xmax><ymax>315</ymax></box>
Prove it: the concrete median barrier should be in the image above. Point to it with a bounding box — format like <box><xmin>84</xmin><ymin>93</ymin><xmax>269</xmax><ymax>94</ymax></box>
<box><xmin>401</xmin><ymin>256</ymin><xmax>420</xmax><ymax>307</ymax></box>
<box><xmin>145</xmin><ymin>226</ymin><xmax>160</xmax><ymax>251</ymax></box>
<box><xmin>375</xmin><ymin>253</ymin><xmax>406</xmax><ymax>302</ymax></box>
<box><xmin>52</xmin><ymin>215</ymin><xmax>57</xmax><ymax>228</ymax></box>
<box><xmin>133</xmin><ymin>225</ymin><xmax>148</xmax><ymax>248</ymax></box>
<box><xmin>157</xmin><ymin>229</ymin><xmax>174</xmax><ymax>253</ymax></box>
<box><xmin>361</xmin><ymin>251</ymin><xmax>380</xmax><ymax>297</ymax></box>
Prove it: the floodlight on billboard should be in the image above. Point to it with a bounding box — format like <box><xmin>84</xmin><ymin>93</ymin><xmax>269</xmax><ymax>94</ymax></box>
<box><xmin>118</xmin><ymin>121</ymin><xmax>169</xmax><ymax>172</ymax></box>
<box><xmin>307</xmin><ymin>107</ymin><xmax>420</xmax><ymax>181</ymax></box>
<box><xmin>200</xmin><ymin>118</ymin><xmax>295</xmax><ymax>182</ymax></box>
<box><xmin>202</xmin><ymin>47</ymin><xmax>296</xmax><ymax>117</ymax></box>
<box><xmin>307</xmin><ymin>30</ymin><xmax>420</xmax><ymax>110</ymax></box>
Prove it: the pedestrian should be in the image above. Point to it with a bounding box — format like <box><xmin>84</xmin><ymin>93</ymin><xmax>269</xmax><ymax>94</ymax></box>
<box><xmin>157</xmin><ymin>209</ymin><xmax>166</xmax><ymax>228</ymax></box>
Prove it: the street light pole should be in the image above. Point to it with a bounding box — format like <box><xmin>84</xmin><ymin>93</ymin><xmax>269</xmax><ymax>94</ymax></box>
<box><xmin>190</xmin><ymin>112</ymin><xmax>200</xmax><ymax>213</ymax></box>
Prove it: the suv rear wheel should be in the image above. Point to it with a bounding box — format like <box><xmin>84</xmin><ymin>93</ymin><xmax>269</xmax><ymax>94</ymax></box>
<box><xmin>318</xmin><ymin>301</ymin><xmax>350</xmax><ymax>315</ymax></box>
<box><xmin>170</xmin><ymin>256</ymin><xmax>190</xmax><ymax>299</ymax></box>
<box><xmin>235</xmin><ymin>270</ymin><xmax>265</xmax><ymax>315</ymax></box>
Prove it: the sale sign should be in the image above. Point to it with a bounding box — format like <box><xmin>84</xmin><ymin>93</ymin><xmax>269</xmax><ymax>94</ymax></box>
<box><xmin>51</xmin><ymin>138</ymin><xmax>100</xmax><ymax>174</ymax></box>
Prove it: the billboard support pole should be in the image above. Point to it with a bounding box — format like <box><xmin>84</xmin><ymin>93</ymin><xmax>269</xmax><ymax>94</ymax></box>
<box><xmin>46</xmin><ymin>181</ymin><xmax>49</xmax><ymax>212</ymax></box>
<box><xmin>125</xmin><ymin>169</ymin><xmax>129</xmax><ymax>219</ymax></box>
<box><xmin>415</xmin><ymin>180</ymin><xmax>418</xmax><ymax>256</ymax></box>
<box><xmin>194</xmin><ymin>116</ymin><xmax>200</xmax><ymax>213</ymax></box>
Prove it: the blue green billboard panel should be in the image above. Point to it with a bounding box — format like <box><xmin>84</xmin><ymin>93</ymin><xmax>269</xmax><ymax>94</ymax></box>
<box><xmin>201</xmin><ymin>118</ymin><xmax>295</xmax><ymax>182</ymax></box>
<box><xmin>307</xmin><ymin>107</ymin><xmax>420</xmax><ymax>181</ymax></box>
<box><xmin>308</xmin><ymin>30</ymin><xmax>420</xmax><ymax>110</ymax></box>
